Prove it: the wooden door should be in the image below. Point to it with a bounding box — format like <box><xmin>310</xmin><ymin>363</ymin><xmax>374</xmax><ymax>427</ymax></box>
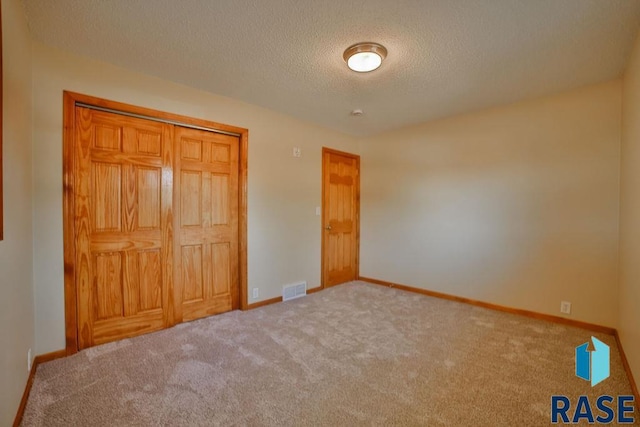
<box><xmin>174</xmin><ymin>127</ymin><xmax>240</xmax><ymax>322</ymax></box>
<box><xmin>322</xmin><ymin>148</ymin><xmax>360</xmax><ymax>287</ymax></box>
<box><xmin>75</xmin><ymin>107</ymin><xmax>173</xmax><ymax>349</ymax></box>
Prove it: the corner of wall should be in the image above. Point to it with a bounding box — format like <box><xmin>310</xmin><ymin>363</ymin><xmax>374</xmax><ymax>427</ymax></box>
<box><xmin>618</xmin><ymin>28</ymin><xmax>640</xmax><ymax>398</ymax></box>
<box><xmin>0</xmin><ymin>0</ymin><xmax>36</xmax><ymax>424</ymax></box>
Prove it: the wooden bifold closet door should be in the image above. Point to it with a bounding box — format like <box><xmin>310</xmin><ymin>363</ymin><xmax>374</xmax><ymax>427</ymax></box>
<box><xmin>73</xmin><ymin>106</ymin><xmax>240</xmax><ymax>349</ymax></box>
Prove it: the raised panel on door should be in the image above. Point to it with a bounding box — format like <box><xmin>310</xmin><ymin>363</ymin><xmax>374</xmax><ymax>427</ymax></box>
<box><xmin>137</xmin><ymin>168</ymin><xmax>161</xmax><ymax>230</ymax></box>
<box><xmin>92</xmin><ymin>163</ymin><xmax>122</xmax><ymax>232</ymax></box>
<box><xmin>181</xmin><ymin>171</ymin><xmax>203</xmax><ymax>227</ymax></box>
<box><xmin>211</xmin><ymin>243</ymin><xmax>231</xmax><ymax>296</ymax></box>
<box><xmin>182</xmin><ymin>244</ymin><xmax>204</xmax><ymax>302</ymax></box>
<box><xmin>322</xmin><ymin>148</ymin><xmax>360</xmax><ymax>287</ymax></box>
<box><xmin>175</xmin><ymin>127</ymin><xmax>239</xmax><ymax>322</ymax></box>
<box><xmin>137</xmin><ymin>249</ymin><xmax>163</xmax><ymax>312</ymax></box>
<box><xmin>93</xmin><ymin>252</ymin><xmax>124</xmax><ymax>320</ymax></box>
<box><xmin>75</xmin><ymin>107</ymin><xmax>173</xmax><ymax>349</ymax></box>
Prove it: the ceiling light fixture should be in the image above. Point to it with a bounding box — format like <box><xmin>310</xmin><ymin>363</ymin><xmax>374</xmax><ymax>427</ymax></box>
<box><xmin>343</xmin><ymin>42</ymin><xmax>387</xmax><ymax>73</ymax></box>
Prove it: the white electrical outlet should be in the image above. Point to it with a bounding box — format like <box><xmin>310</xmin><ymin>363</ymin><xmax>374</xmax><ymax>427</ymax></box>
<box><xmin>253</xmin><ymin>288</ymin><xmax>259</xmax><ymax>299</ymax></box>
<box><xmin>27</xmin><ymin>348</ymin><xmax>32</xmax><ymax>372</ymax></box>
<box><xmin>560</xmin><ymin>301</ymin><xmax>572</xmax><ymax>315</ymax></box>
<box><xmin>293</xmin><ymin>147</ymin><xmax>302</xmax><ymax>158</ymax></box>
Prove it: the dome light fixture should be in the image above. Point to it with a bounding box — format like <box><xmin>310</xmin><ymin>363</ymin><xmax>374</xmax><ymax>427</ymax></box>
<box><xmin>343</xmin><ymin>42</ymin><xmax>387</xmax><ymax>73</ymax></box>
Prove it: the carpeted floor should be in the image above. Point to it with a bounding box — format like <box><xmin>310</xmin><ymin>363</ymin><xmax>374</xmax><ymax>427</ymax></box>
<box><xmin>22</xmin><ymin>281</ymin><xmax>638</xmax><ymax>426</ymax></box>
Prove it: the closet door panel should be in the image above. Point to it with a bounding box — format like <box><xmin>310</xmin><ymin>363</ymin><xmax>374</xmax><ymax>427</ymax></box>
<box><xmin>174</xmin><ymin>127</ymin><xmax>239</xmax><ymax>322</ymax></box>
<box><xmin>75</xmin><ymin>107</ymin><xmax>173</xmax><ymax>349</ymax></box>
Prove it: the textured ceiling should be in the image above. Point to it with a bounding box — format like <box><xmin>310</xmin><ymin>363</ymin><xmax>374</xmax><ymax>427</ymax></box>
<box><xmin>22</xmin><ymin>0</ymin><xmax>640</xmax><ymax>136</ymax></box>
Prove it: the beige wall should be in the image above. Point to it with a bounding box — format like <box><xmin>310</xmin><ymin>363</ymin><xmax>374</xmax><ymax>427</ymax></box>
<box><xmin>620</xmin><ymin>33</ymin><xmax>640</xmax><ymax>388</ymax></box>
<box><xmin>360</xmin><ymin>80</ymin><xmax>621</xmax><ymax>327</ymax></box>
<box><xmin>0</xmin><ymin>0</ymin><xmax>35</xmax><ymax>424</ymax></box>
<box><xmin>31</xmin><ymin>43</ymin><xmax>359</xmax><ymax>354</ymax></box>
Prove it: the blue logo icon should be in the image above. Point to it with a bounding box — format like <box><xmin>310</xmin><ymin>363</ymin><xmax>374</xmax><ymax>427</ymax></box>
<box><xmin>575</xmin><ymin>337</ymin><xmax>610</xmax><ymax>387</ymax></box>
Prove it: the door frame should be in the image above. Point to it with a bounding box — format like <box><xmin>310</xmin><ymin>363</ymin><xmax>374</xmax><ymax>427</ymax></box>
<box><xmin>62</xmin><ymin>91</ymin><xmax>249</xmax><ymax>354</ymax></box>
<box><xmin>320</xmin><ymin>147</ymin><xmax>360</xmax><ymax>289</ymax></box>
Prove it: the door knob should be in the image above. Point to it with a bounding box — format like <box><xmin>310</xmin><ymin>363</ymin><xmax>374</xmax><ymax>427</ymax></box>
<box><xmin>325</xmin><ymin>225</ymin><xmax>332</xmax><ymax>230</ymax></box>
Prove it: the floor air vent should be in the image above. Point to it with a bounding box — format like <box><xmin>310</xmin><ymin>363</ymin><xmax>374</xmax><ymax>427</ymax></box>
<box><xmin>283</xmin><ymin>281</ymin><xmax>307</xmax><ymax>302</ymax></box>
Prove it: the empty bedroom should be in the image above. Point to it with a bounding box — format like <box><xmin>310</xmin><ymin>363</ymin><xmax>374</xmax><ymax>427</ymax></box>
<box><xmin>2</xmin><ymin>0</ymin><xmax>640</xmax><ymax>425</ymax></box>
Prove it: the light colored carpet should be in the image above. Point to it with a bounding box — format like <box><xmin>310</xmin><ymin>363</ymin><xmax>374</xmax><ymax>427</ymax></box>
<box><xmin>22</xmin><ymin>281</ymin><xmax>637</xmax><ymax>426</ymax></box>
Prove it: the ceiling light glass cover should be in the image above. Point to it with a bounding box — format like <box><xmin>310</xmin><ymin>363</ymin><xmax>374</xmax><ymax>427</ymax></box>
<box><xmin>343</xmin><ymin>42</ymin><xmax>387</xmax><ymax>73</ymax></box>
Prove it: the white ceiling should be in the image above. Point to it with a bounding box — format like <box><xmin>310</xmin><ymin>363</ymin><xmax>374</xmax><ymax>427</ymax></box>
<box><xmin>22</xmin><ymin>0</ymin><xmax>640</xmax><ymax>136</ymax></box>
